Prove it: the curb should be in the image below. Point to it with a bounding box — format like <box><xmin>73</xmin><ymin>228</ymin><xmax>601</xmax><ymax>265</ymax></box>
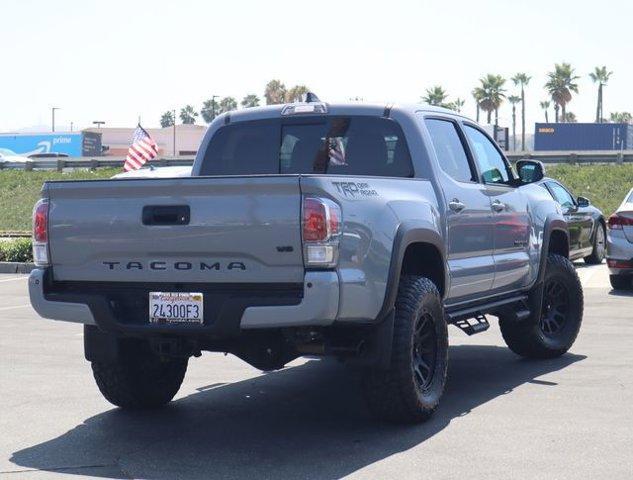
<box><xmin>0</xmin><ymin>262</ymin><xmax>36</xmax><ymax>274</ymax></box>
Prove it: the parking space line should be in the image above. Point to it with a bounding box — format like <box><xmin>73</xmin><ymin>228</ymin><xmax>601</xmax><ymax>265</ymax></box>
<box><xmin>0</xmin><ymin>276</ymin><xmax>28</xmax><ymax>283</ymax></box>
<box><xmin>578</xmin><ymin>268</ymin><xmax>598</xmax><ymax>286</ymax></box>
<box><xmin>0</xmin><ymin>304</ymin><xmax>30</xmax><ymax>311</ymax></box>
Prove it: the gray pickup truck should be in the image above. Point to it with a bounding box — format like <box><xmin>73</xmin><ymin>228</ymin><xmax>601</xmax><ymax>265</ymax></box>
<box><xmin>29</xmin><ymin>100</ymin><xmax>583</xmax><ymax>423</ymax></box>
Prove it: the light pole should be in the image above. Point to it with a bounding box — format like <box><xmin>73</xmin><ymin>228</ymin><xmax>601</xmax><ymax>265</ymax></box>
<box><xmin>92</xmin><ymin>121</ymin><xmax>105</xmax><ymax>129</ymax></box>
<box><xmin>172</xmin><ymin>109</ymin><xmax>176</xmax><ymax>156</ymax></box>
<box><xmin>51</xmin><ymin>107</ymin><xmax>60</xmax><ymax>132</ymax></box>
<box><xmin>211</xmin><ymin>95</ymin><xmax>219</xmax><ymax>120</ymax></box>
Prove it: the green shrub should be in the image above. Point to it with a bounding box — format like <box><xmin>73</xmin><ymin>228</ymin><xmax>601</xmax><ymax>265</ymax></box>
<box><xmin>0</xmin><ymin>238</ymin><xmax>33</xmax><ymax>263</ymax></box>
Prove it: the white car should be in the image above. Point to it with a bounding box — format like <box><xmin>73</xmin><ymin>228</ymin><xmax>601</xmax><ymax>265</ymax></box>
<box><xmin>0</xmin><ymin>148</ymin><xmax>31</xmax><ymax>163</ymax></box>
<box><xmin>607</xmin><ymin>187</ymin><xmax>633</xmax><ymax>289</ymax></box>
<box><xmin>111</xmin><ymin>165</ymin><xmax>192</xmax><ymax>179</ymax></box>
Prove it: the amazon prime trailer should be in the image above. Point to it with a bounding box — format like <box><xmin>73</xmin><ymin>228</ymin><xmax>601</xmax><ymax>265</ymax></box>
<box><xmin>0</xmin><ymin>131</ymin><xmax>102</xmax><ymax>157</ymax></box>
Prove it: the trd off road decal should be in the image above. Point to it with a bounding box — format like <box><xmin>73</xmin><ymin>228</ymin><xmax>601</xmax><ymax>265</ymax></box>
<box><xmin>331</xmin><ymin>181</ymin><xmax>378</xmax><ymax>198</ymax></box>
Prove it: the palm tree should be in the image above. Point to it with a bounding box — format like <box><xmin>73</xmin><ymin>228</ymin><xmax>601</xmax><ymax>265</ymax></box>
<box><xmin>217</xmin><ymin>97</ymin><xmax>238</xmax><ymax>114</ymax></box>
<box><xmin>241</xmin><ymin>94</ymin><xmax>260</xmax><ymax>108</ymax></box>
<box><xmin>453</xmin><ymin>98</ymin><xmax>465</xmax><ymax>113</ymax></box>
<box><xmin>511</xmin><ymin>73</ymin><xmax>531</xmax><ymax>150</ymax></box>
<box><xmin>564</xmin><ymin>112</ymin><xmax>577</xmax><ymax>123</ymax></box>
<box><xmin>472</xmin><ymin>87</ymin><xmax>485</xmax><ymax>122</ymax></box>
<box><xmin>589</xmin><ymin>66</ymin><xmax>613</xmax><ymax>123</ymax></box>
<box><xmin>160</xmin><ymin>111</ymin><xmax>174</xmax><ymax>128</ymax></box>
<box><xmin>610</xmin><ymin>112</ymin><xmax>633</xmax><ymax>123</ymax></box>
<box><xmin>179</xmin><ymin>105</ymin><xmax>198</xmax><ymax>124</ymax></box>
<box><xmin>539</xmin><ymin>101</ymin><xmax>551</xmax><ymax>123</ymax></box>
<box><xmin>508</xmin><ymin>95</ymin><xmax>521</xmax><ymax>151</ymax></box>
<box><xmin>285</xmin><ymin>85</ymin><xmax>310</xmax><ymax>102</ymax></box>
<box><xmin>264</xmin><ymin>79</ymin><xmax>287</xmax><ymax>105</ymax></box>
<box><xmin>422</xmin><ymin>86</ymin><xmax>449</xmax><ymax>106</ymax></box>
<box><xmin>477</xmin><ymin>74</ymin><xmax>506</xmax><ymax>125</ymax></box>
<box><xmin>545</xmin><ymin>63</ymin><xmax>579</xmax><ymax>123</ymax></box>
<box><xmin>200</xmin><ymin>97</ymin><xmax>220</xmax><ymax>123</ymax></box>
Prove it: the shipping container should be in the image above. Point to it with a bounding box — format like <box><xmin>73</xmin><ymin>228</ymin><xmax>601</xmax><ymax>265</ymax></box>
<box><xmin>534</xmin><ymin>123</ymin><xmax>632</xmax><ymax>151</ymax></box>
<box><xmin>0</xmin><ymin>131</ymin><xmax>102</xmax><ymax>157</ymax></box>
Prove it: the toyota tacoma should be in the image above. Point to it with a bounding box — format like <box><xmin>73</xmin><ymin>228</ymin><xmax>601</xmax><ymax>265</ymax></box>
<box><xmin>29</xmin><ymin>100</ymin><xmax>583</xmax><ymax>423</ymax></box>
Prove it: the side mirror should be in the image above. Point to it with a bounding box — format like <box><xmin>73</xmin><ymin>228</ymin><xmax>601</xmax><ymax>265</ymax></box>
<box><xmin>577</xmin><ymin>196</ymin><xmax>590</xmax><ymax>207</ymax></box>
<box><xmin>516</xmin><ymin>160</ymin><xmax>545</xmax><ymax>184</ymax></box>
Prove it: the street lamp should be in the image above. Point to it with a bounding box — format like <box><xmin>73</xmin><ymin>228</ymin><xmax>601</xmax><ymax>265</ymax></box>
<box><xmin>211</xmin><ymin>95</ymin><xmax>219</xmax><ymax>120</ymax></box>
<box><xmin>172</xmin><ymin>109</ymin><xmax>176</xmax><ymax>156</ymax></box>
<box><xmin>92</xmin><ymin>121</ymin><xmax>105</xmax><ymax>129</ymax></box>
<box><xmin>51</xmin><ymin>107</ymin><xmax>60</xmax><ymax>132</ymax></box>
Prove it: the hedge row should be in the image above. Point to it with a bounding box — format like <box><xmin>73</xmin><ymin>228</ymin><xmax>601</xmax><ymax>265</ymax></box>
<box><xmin>0</xmin><ymin>238</ymin><xmax>33</xmax><ymax>263</ymax></box>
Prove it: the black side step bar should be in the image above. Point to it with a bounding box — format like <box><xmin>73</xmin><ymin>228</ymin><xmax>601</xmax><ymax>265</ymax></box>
<box><xmin>446</xmin><ymin>294</ymin><xmax>530</xmax><ymax>336</ymax></box>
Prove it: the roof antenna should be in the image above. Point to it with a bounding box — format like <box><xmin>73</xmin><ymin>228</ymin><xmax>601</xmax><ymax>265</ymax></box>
<box><xmin>302</xmin><ymin>92</ymin><xmax>320</xmax><ymax>103</ymax></box>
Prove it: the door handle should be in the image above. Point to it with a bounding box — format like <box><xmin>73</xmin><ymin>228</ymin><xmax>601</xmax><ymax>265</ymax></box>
<box><xmin>449</xmin><ymin>199</ymin><xmax>466</xmax><ymax>212</ymax></box>
<box><xmin>142</xmin><ymin>205</ymin><xmax>190</xmax><ymax>225</ymax></box>
<box><xmin>491</xmin><ymin>200</ymin><xmax>506</xmax><ymax>212</ymax></box>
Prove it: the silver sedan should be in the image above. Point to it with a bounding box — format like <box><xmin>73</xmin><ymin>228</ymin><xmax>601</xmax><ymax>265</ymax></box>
<box><xmin>607</xmin><ymin>187</ymin><xmax>633</xmax><ymax>289</ymax></box>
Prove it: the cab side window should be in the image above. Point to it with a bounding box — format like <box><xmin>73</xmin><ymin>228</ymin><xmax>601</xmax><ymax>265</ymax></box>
<box><xmin>425</xmin><ymin>119</ymin><xmax>475</xmax><ymax>182</ymax></box>
<box><xmin>463</xmin><ymin>125</ymin><xmax>512</xmax><ymax>185</ymax></box>
<box><xmin>547</xmin><ymin>181</ymin><xmax>575</xmax><ymax>209</ymax></box>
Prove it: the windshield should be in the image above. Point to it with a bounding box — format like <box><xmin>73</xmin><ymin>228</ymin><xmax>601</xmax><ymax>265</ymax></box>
<box><xmin>199</xmin><ymin>116</ymin><xmax>413</xmax><ymax>177</ymax></box>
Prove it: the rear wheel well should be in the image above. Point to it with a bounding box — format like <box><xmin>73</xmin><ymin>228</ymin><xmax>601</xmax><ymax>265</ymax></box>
<box><xmin>549</xmin><ymin>229</ymin><xmax>569</xmax><ymax>258</ymax></box>
<box><xmin>400</xmin><ymin>243</ymin><xmax>445</xmax><ymax>297</ymax></box>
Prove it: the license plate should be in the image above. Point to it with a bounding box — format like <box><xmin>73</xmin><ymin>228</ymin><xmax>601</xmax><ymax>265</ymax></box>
<box><xmin>149</xmin><ymin>292</ymin><xmax>204</xmax><ymax>324</ymax></box>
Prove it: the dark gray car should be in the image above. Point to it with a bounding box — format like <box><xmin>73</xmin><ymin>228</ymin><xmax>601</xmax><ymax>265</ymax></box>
<box><xmin>537</xmin><ymin>178</ymin><xmax>606</xmax><ymax>264</ymax></box>
<box><xmin>28</xmin><ymin>101</ymin><xmax>583</xmax><ymax>423</ymax></box>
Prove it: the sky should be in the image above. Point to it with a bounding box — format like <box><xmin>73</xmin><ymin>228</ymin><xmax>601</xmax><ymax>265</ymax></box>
<box><xmin>2</xmin><ymin>0</ymin><xmax>633</xmax><ymax>134</ymax></box>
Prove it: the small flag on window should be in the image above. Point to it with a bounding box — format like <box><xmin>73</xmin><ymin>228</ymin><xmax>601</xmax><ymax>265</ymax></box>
<box><xmin>124</xmin><ymin>125</ymin><xmax>158</xmax><ymax>171</ymax></box>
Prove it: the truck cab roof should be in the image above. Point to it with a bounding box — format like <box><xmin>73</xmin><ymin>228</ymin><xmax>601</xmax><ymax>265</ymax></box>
<box><xmin>216</xmin><ymin>101</ymin><xmax>470</xmax><ymax>124</ymax></box>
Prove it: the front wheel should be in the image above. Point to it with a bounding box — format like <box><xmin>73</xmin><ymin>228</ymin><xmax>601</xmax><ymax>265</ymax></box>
<box><xmin>499</xmin><ymin>254</ymin><xmax>583</xmax><ymax>359</ymax></box>
<box><xmin>584</xmin><ymin>224</ymin><xmax>606</xmax><ymax>265</ymax></box>
<box><xmin>363</xmin><ymin>276</ymin><xmax>448</xmax><ymax>423</ymax></box>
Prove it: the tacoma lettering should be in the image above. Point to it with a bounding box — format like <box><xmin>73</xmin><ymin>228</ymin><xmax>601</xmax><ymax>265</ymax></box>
<box><xmin>102</xmin><ymin>261</ymin><xmax>246</xmax><ymax>271</ymax></box>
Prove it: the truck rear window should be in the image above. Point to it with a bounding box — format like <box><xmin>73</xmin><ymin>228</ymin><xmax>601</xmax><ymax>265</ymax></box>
<box><xmin>199</xmin><ymin>116</ymin><xmax>413</xmax><ymax>177</ymax></box>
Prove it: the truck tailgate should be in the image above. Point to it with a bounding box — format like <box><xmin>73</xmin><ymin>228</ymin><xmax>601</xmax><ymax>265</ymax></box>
<box><xmin>45</xmin><ymin>176</ymin><xmax>304</xmax><ymax>283</ymax></box>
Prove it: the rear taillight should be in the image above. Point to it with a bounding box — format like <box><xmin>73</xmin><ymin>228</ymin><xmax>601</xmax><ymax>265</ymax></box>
<box><xmin>607</xmin><ymin>259</ymin><xmax>633</xmax><ymax>269</ymax></box>
<box><xmin>608</xmin><ymin>214</ymin><xmax>633</xmax><ymax>230</ymax></box>
<box><xmin>32</xmin><ymin>199</ymin><xmax>49</xmax><ymax>266</ymax></box>
<box><xmin>302</xmin><ymin>197</ymin><xmax>341</xmax><ymax>268</ymax></box>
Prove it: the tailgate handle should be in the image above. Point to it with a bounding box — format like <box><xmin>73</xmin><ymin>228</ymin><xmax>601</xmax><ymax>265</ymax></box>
<box><xmin>142</xmin><ymin>205</ymin><xmax>190</xmax><ymax>226</ymax></box>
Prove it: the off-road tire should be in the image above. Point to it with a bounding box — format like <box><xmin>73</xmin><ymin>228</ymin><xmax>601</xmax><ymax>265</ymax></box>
<box><xmin>363</xmin><ymin>276</ymin><xmax>448</xmax><ymax>423</ymax></box>
<box><xmin>499</xmin><ymin>254</ymin><xmax>583</xmax><ymax>359</ymax></box>
<box><xmin>92</xmin><ymin>346</ymin><xmax>188</xmax><ymax>409</ymax></box>
<box><xmin>610</xmin><ymin>274</ymin><xmax>632</xmax><ymax>290</ymax></box>
<box><xmin>584</xmin><ymin>224</ymin><xmax>606</xmax><ymax>265</ymax></box>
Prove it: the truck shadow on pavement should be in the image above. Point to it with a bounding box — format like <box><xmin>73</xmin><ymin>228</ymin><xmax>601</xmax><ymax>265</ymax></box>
<box><xmin>11</xmin><ymin>345</ymin><xmax>585</xmax><ymax>479</ymax></box>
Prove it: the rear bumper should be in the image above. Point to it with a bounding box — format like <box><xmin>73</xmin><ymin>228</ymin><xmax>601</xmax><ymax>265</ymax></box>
<box><xmin>607</xmin><ymin>230</ymin><xmax>633</xmax><ymax>275</ymax></box>
<box><xmin>29</xmin><ymin>269</ymin><xmax>96</xmax><ymax>325</ymax></box>
<box><xmin>28</xmin><ymin>268</ymin><xmax>340</xmax><ymax>334</ymax></box>
<box><xmin>606</xmin><ymin>258</ymin><xmax>633</xmax><ymax>275</ymax></box>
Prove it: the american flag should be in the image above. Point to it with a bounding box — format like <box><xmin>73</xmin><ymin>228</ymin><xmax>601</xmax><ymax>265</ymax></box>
<box><xmin>124</xmin><ymin>125</ymin><xmax>158</xmax><ymax>171</ymax></box>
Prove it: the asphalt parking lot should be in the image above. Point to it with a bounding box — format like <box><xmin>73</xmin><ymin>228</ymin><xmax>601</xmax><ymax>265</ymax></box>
<box><xmin>1</xmin><ymin>263</ymin><xmax>632</xmax><ymax>479</ymax></box>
